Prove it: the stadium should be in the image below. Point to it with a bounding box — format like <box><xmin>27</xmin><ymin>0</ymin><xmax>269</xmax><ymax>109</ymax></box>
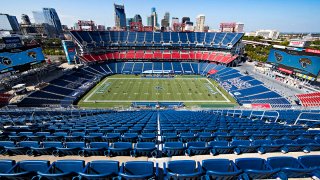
<box><xmin>1</xmin><ymin>7</ymin><xmax>320</xmax><ymax>180</ymax></box>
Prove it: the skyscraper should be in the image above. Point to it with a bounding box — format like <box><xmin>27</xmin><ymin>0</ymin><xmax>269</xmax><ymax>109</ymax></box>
<box><xmin>149</xmin><ymin>7</ymin><xmax>158</xmax><ymax>28</ymax></box>
<box><xmin>42</xmin><ymin>8</ymin><xmax>63</xmax><ymax>34</ymax></box>
<box><xmin>114</xmin><ymin>4</ymin><xmax>126</xmax><ymax>29</ymax></box>
<box><xmin>32</xmin><ymin>11</ymin><xmax>46</xmax><ymax>24</ymax></box>
<box><xmin>0</xmin><ymin>14</ymin><xmax>20</xmax><ymax>32</ymax></box>
<box><xmin>162</xmin><ymin>12</ymin><xmax>170</xmax><ymax>28</ymax></box>
<box><xmin>147</xmin><ymin>16</ymin><xmax>152</xmax><ymax>26</ymax></box>
<box><xmin>164</xmin><ymin>12</ymin><xmax>170</xmax><ymax>22</ymax></box>
<box><xmin>182</xmin><ymin>17</ymin><xmax>190</xmax><ymax>24</ymax></box>
<box><xmin>21</xmin><ymin>14</ymin><xmax>31</xmax><ymax>25</ymax></box>
<box><xmin>195</xmin><ymin>14</ymin><xmax>205</xmax><ymax>32</ymax></box>
<box><xmin>126</xmin><ymin>18</ymin><xmax>133</xmax><ymax>29</ymax></box>
<box><xmin>133</xmin><ymin>14</ymin><xmax>142</xmax><ymax>24</ymax></box>
<box><xmin>171</xmin><ymin>17</ymin><xmax>179</xmax><ymax>27</ymax></box>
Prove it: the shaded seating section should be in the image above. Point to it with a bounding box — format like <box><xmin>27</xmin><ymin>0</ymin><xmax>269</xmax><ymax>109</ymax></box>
<box><xmin>18</xmin><ymin>67</ymin><xmax>106</xmax><ymax>108</ymax></box>
<box><xmin>71</xmin><ymin>31</ymin><xmax>244</xmax><ymax>49</ymax></box>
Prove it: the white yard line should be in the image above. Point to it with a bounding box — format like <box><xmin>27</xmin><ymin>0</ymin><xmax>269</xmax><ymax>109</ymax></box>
<box><xmin>205</xmin><ymin>78</ymin><xmax>231</xmax><ymax>103</ymax></box>
<box><xmin>83</xmin><ymin>78</ymin><xmax>109</xmax><ymax>102</ymax></box>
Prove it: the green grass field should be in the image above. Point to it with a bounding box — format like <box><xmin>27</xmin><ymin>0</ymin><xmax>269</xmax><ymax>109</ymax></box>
<box><xmin>78</xmin><ymin>75</ymin><xmax>237</xmax><ymax>108</ymax></box>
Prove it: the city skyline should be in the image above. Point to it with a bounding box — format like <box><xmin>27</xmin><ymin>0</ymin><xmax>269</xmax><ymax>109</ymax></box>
<box><xmin>1</xmin><ymin>0</ymin><xmax>320</xmax><ymax>32</ymax></box>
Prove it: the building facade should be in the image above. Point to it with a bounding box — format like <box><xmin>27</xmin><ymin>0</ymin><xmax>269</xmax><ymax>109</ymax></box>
<box><xmin>195</xmin><ymin>14</ymin><xmax>205</xmax><ymax>32</ymax></box>
<box><xmin>0</xmin><ymin>14</ymin><xmax>20</xmax><ymax>33</ymax></box>
<box><xmin>42</xmin><ymin>8</ymin><xmax>63</xmax><ymax>34</ymax></box>
<box><xmin>114</xmin><ymin>4</ymin><xmax>126</xmax><ymax>29</ymax></box>
<box><xmin>256</xmin><ymin>30</ymin><xmax>280</xmax><ymax>39</ymax></box>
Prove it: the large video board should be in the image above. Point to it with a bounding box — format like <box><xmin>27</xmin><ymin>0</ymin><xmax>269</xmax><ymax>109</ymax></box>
<box><xmin>267</xmin><ymin>48</ymin><xmax>320</xmax><ymax>78</ymax></box>
<box><xmin>0</xmin><ymin>46</ymin><xmax>45</xmax><ymax>73</ymax></box>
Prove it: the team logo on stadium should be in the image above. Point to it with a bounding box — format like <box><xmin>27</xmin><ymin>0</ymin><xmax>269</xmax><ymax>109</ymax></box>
<box><xmin>274</xmin><ymin>52</ymin><xmax>283</xmax><ymax>62</ymax></box>
<box><xmin>299</xmin><ymin>58</ymin><xmax>312</xmax><ymax>68</ymax></box>
<box><xmin>0</xmin><ymin>57</ymin><xmax>12</xmax><ymax>66</ymax></box>
<box><xmin>28</xmin><ymin>52</ymin><xmax>37</xmax><ymax>59</ymax></box>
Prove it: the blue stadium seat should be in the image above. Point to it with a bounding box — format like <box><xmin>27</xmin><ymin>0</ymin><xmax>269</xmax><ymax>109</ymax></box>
<box><xmin>78</xmin><ymin>160</ymin><xmax>119</xmax><ymax>179</ymax></box>
<box><xmin>202</xmin><ymin>159</ymin><xmax>242</xmax><ymax>179</ymax></box>
<box><xmin>298</xmin><ymin>155</ymin><xmax>320</xmax><ymax>170</ymax></box>
<box><xmin>185</xmin><ymin>141</ymin><xmax>211</xmax><ymax>156</ymax></box>
<box><xmin>38</xmin><ymin>160</ymin><xmax>85</xmax><ymax>179</ymax></box>
<box><xmin>55</xmin><ymin>142</ymin><xmax>85</xmax><ymax>156</ymax></box>
<box><xmin>0</xmin><ymin>160</ymin><xmax>49</xmax><ymax>179</ymax></box>
<box><xmin>163</xmin><ymin>142</ymin><xmax>185</xmax><ymax>157</ymax></box>
<box><xmin>274</xmin><ymin>139</ymin><xmax>304</xmax><ymax>153</ymax></box>
<box><xmin>231</xmin><ymin>140</ymin><xmax>259</xmax><ymax>154</ymax></box>
<box><xmin>131</xmin><ymin>142</ymin><xmax>158</xmax><ymax>157</ymax></box>
<box><xmin>162</xmin><ymin>133</ymin><xmax>179</xmax><ymax>142</ymax></box>
<box><xmin>81</xmin><ymin>142</ymin><xmax>109</xmax><ymax>156</ymax></box>
<box><xmin>138</xmin><ymin>133</ymin><xmax>156</xmax><ymax>142</ymax></box>
<box><xmin>164</xmin><ymin>160</ymin><xmax>202</xmax><ymax>179</ymax></box>
<box><xmin>119</xmin><ymin>161</ymin><xmax>158</xmax><ymax>179</ymax></box>
<box><xmin>121</xmin><ymin>133</ymin><xmax>138</xmax><ymax>143</ymax></box>
<box><xmin>295</xmin><ymin>138</ymin><xmax>320</xmax><ymax>152</ymax></box>
<box><xmin>267</xmin><ymin>157</ymin><xmax>317</xmax><ymax>178</ymax></box>
<box><xmin>5</xmin><ymin>141</ymin><xmax>39</xmax><ymax>155</ymax></box>
<box><xmin>235</xmin><ymin>158</ymin><xmax>280</xmax><ymax>179</ymax></box>
<box><xmin>209</xmin><ymin>141</ymin><xmax>234</xmax><ymax>155</ymax></box>
<box><xmin>103</xmin><ymin>133</ymin><xmax>121</xmax><ymax>143</ymax></box>
<box><xmin>0</xmin><ymin>160</ymin><xmax>15</xmax><ymax>173</ymax></box>
<box><xmin>31</xmin><ymin>141</ymin><xmax>63</xmax><ymax>156</ymax></box>
<box><xmin>198</xmin><ymin>132</ymin><xmax>214</xmax><ymax>142</ymax></box>
<box><xmin>180</xmin><ymin>133</ymin><xmax>197</xmax><ymax>143</ymax></box>
<box><xmin>252</xmin><ymin>140</ymin><xmax>281</xmax><ymax>154</ymax></box>
<box><xmin>107</xmin><ymin>142</ymin><xmax>132</xmax><ymax>156</ymax></box>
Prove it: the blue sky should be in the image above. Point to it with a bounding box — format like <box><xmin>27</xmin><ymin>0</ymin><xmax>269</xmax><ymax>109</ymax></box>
<box><xmin>1</xmin><ymin>0</ymin><xmax>319</xmax><ymax>32</ymax></box>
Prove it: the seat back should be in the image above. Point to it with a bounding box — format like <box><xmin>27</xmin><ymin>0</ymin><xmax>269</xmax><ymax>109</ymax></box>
<box><xmin>19</xmin><ymin>160</ymin><xmax>50</xmax><ymax>173</ymax></box>
<box><xmin>187</xmin><ymin>141</ymin><xmax>206</xmax><ymax>148</ymax></box>
<box><xmin>65</xmin><ymin>142</ymin><xmax>85</xmax><ymax>148</ymax></box>
<box><xmin>274</xmin><ymin>139</ymin><xmax>295</xmax><ymax>145</ymax></box>
<box><xmin>231</xmin><ymin>140</ymin><xmax>251</xmax><ymax>146</ymax></box>
<box><xmin>89</xmin><ymin>142</ymin><xmax>109</xmax><ymax>148</ymax></box>
<box><xmin>54</xmin><ymin>160</ymin><xmax>85</xmax><ymax>173</ymax></box>
<box><xmin>0</xmin><ymin>141</ymin><xmax>15</xmax><ymax>147</ymax></box>
<box><xmin>90</xmin><ymin>160</ymin><xmax>119</xmax><ymax>174</ymax></box>
<box><xmin>0</xmin><ymin>160</ymin><xmax>15</xmax><ymax>173</ymax></box>
<box><xmin>168</xmin><ymin>160</ymin><xmax>196</xmax><ymax>174</ymax></box>
<box><xmin>165</xmin><ymin>142</ymin><xmax>184</xmax><ymax>148</ymax></box>
<box><xmin>202</xmin><ymin>159</ymin><xmax>234</xmax><ymax>172</ymax></box>
<box><xmin>296</xmin><ymin>139</ymin><xmax>315</xmax><ymax>144</ymax></box>
<box><xmin>252</xmin><ymin>140</ymin><xmax>273</xmax><ymax>146</ymax></box>
<box><xmin>298</xmin><ymin>155</ymin><xmax>320</xmax><ymax>168</ymax></box>
<box><xmin>136</xmin><ymin>142</ymin><xmax>155</xmax><ymax>148</ymax></box>
<box><xmin>113</xmin><ymin>142</ymin><xmax>132</xmax><ymax>148</ymax></box>
<box><xmin>209</xmin><ymin>141</ymin><xmax>228</xmax><ymax>146</ymax></box>
<box><xmin>19</xmin><ymin>141</ymin><xmax>39</xmax><ymax>148</ymax></box>
<box><xmin>43</xmin><ymin>142</ymin><xmax>63</xmax><ymax>148</ymax></box>
<box><xmin>235</xmin><ymin>158</ymin><xmax>266</xmax><ymax>170</ymax></box>
<box><xmin>267</xmin><ymin>157</ymin><xmax>301</xmax><ymax>169</ymax></box>
<box><xmin>124</xmin><ymin>161</ymin><xmax>154</xmax><ymax>175</ymax></box>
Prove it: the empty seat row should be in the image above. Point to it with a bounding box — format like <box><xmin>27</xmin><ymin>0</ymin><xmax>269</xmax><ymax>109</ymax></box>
<box><xmin>0</xmin><ymin>160</ymin><xmax>158</xmax><ymax>179</ymax></box>
<box><xmin>2</xmin><ymin>139</ymin><xmax>320</xmax><ymax>157</ymax></box>
<box><xmin>1</xmin><ymin>155</ymin><xmax>320</xmax><ymax>179</ymax></box>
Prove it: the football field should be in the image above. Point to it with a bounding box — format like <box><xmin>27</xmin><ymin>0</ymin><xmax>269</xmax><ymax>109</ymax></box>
<box><xmin>79</xmin><ymin>75</ymin><xmax>237</xmax><ymax>108</ymax></box>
